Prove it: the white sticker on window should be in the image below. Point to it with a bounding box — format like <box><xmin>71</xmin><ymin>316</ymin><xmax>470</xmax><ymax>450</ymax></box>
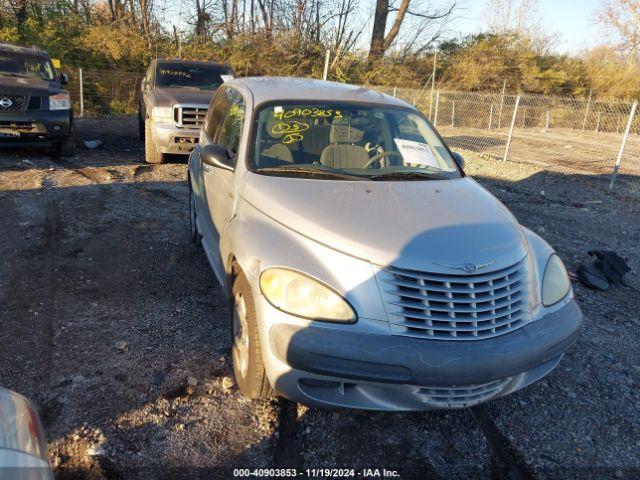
<box><xmin>394</xmin><ymin>138</ymin><xmax>440</xmax><ymax>168</ymax></box>
<box><xmin>221</xmin><ymin>74</ymin><xmax>234</xmax><ymax>83</ymax></box>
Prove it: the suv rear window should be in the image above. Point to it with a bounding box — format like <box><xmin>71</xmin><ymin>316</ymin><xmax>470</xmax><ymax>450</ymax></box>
<box><xmin>155</xmin><ymin>63</ymin><xmax>231</xmax><ymax>90</ymax></box>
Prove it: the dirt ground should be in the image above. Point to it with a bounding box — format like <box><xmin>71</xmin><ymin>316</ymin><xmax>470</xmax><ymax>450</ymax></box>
<box><xmin>1</xmin><ymin>116</ymin><xmax>639</xmax><ymax>480</ymax></box>
<box><xmin>438</xmin><ymin>125</ymin><xmax>640</xmax><ymax>195</ymax></box>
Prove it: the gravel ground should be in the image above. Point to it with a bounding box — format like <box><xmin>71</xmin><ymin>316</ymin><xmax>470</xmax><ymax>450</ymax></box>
<box><xmin>1</xmin><ymin>116</ymin><xmax>639</xmax><ymax>480</ymax></box>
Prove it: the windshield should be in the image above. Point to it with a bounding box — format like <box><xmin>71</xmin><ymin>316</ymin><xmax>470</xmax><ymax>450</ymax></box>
<box><xmin>251</xmin><ymin>103</ymin><xmax>461</xmax><ymax>180</ymax></box>
<box><xmin>0</xmin><ymin>51</ymin><xmax>56</xmax><ymax>81</ymax></box>
<box><xmin>155</xmin><ymin>63</ymin><xmax>231</xmax><ymax>90</ymax></box>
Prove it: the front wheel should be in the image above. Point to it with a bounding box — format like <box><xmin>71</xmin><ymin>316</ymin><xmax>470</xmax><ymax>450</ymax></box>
<box><xmin>52</xmin><ymin>122</ymin><xmax>76</xmax><ymax>158</ymax></box>
<box><xmin>231</xmin><ymin>273</ymin><xmax>273</xmax><ymax>400</ymax></box>
<box><xmin>144</xmin><ymin>120</ymin><xmax>164</xmax><ymax>164</ymax></box>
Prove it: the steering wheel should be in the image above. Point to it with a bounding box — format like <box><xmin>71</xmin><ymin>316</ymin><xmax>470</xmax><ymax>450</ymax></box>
<box><xmin>363</xmin><ymin>151</ymin><xmax>402</xmax><ymax>169</ymax></box>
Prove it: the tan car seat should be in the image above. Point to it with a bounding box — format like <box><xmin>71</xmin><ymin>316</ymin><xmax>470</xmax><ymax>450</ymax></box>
<box><xmin>320</xmin><ymin>119</ymin><xmax>370</xmax><ymax>169</ymax></box>
<box><xmin>261</xmin><ymin>115</ymin><xmax>294</xmax><ymax>163</ymax></box>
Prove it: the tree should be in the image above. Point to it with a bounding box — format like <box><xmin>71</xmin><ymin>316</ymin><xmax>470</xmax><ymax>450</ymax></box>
<box><xmin>594</xmin><ymin>0</ymin><xmax>640</xmax><ymax>64</ymax></box>
<box><xmin>368</xmin><ymin>0</ymin><xmax>456</xmax><ymax>62</ymax></box>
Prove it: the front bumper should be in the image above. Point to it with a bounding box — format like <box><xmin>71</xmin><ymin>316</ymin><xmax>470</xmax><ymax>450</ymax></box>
<box><xmin>0</xmin><ymin>110</ymin><xmax>71</xmax><ymax>147</ymax></box>
<box><xmin>152</xmin><ymin>122</ymin><xmax>200</xmax><ymax>155</ymax></box>
<box><xmin>266</xmin><ymin>300</ymin><xmax>583</xmax><ymax>410</ymax></box>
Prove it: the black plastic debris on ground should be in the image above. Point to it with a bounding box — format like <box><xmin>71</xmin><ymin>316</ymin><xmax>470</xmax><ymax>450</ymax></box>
<box><xmin>576</xmin><ymin>250</ymin><xmax>632</xmax><ymax>291</ymax></box>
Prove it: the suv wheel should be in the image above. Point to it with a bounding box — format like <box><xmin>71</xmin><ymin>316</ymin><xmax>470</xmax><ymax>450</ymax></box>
<box><xmin>144</xmin><ymin>120</ymin><xmax>164</xmax><ymax>164</ymax></box>
<box><xmin>52</xmin><ymin>122</ymin><xmax>76</xmax><ymax>158</ymax></box>
<box><xmin>231</xmin><ymin>273</ymin><xmax>273</xmax><ymax>400</ymax></box>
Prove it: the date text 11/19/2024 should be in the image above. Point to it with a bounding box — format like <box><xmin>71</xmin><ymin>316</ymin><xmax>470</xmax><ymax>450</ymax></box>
<box><xmin>233</xmin><ymin>468</ymin><xmax>401</xmax><ymax>478</ymax></box>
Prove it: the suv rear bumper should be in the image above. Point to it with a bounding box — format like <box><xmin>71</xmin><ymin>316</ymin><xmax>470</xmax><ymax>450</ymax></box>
<box><xmin>0</xmin><ymin>110</ymin><xmax>71</xmax><ymax>146</ymax></box>
<box><xmin>152</xmin><ymin>122</ymin><xmax>200</xmax><ymax>155</ymax></box>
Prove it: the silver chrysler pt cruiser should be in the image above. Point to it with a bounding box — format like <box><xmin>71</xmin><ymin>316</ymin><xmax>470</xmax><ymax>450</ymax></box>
<box><xmin>187</xmin><ymin>77</ymin><xmax>583</xmax><ymax>411</ymax></box>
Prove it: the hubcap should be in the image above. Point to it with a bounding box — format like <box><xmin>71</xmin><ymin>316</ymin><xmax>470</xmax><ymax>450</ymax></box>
<box><xmin>232</xmin><ymin>292</ymin><xmax>250</xmax><ymax>378</ymax></box>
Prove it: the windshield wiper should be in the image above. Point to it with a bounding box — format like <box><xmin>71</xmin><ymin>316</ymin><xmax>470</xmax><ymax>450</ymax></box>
<box><xmin>257</xmin><ymin>166</ymin><xmax>365</xmax><ymax>180</ymax></box>
<box><xmin>369</xmin><ymin>170</ymin><xmax>446</xmax><ymax>181</ymax></box>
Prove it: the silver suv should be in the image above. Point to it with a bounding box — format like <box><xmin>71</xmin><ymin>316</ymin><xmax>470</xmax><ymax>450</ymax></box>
<box><xmin>139</xmin><ymin>59</ymin><xmax>233</xmax><ymax>163</ymax></box>
<box><xmin>188</xmin><ymin>77</ymin><xmax>583</xmax><ymax>411</ymax></box>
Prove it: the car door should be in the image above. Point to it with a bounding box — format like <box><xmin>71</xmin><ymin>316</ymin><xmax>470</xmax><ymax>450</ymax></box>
<box><xmin>200</xmin><ymin>87</ymin><xmax>245</xmax><ymax>283</ymax></box>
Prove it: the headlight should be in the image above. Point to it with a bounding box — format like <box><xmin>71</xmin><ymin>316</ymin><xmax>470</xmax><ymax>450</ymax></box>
<box><xmin>260</xmin><ymin>268</ymin><xmax>356</xmax><ymax>323</ymax></box>
<box><xmin>151</xmin><ymin>106</ymin><xmax>173</xmax><ymax>122</ymax></box>
<box><xmin>542</xmin><ymin>254</ymin><xmax>571</xmax><ymax>306</ymax></box>
<box><xmin>49</xmin><ymin>92</ymin><xmax>70</xmax><ymax>110</ymax></box>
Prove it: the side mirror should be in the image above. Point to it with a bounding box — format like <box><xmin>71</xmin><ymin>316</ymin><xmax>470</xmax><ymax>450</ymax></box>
<box><xmin>59</xmin><ymin>73</ymin><xmax>68</xmax><ymax>85</ymax></box>
<box><xmin>201</xmin><ymin>143</ymin><xmax>234</xmax><ymax>171</ymax></box>
<box><xmin>452</xmin><ymin>152</ymin><xmax>465</xmax><ymax>170</ymax></box>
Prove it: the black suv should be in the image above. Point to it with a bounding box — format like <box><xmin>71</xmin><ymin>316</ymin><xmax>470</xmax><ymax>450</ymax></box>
<box><xmin>0</xmin><ymin>43</ymin><xmax>75</xmax><ymax>157</ymax></box>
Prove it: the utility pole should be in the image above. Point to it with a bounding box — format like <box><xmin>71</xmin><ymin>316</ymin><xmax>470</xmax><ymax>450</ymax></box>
<box><xmin>428</xmin><ymin>49</ymin><xmax>437</xmax><ymax>120</ymax></box>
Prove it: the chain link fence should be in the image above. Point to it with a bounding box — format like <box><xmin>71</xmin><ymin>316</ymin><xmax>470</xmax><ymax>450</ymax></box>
<box><xmin>370</xmin><ymin>86</ymin><xmax>640</xmax><ymax>195</ymax></box>
<box><xmin>58</xmin><ymin>65</ymin><xmax>640</xmax><ymax>195</ymax></box>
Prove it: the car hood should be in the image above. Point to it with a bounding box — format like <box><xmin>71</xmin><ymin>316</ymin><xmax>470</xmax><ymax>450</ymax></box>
<box><xmin>241</xmin><ymin>175</ymin><xmax>528</xmax><ymax>272</ymax></box>
<box><xmin>154</xmin><ymin>87</ymin><xmax>216</xmax><ymax>107</ymax></box>
<box><xmin>0</xmin><ymin>75</ymin><xmax>60</xmax><ymax>96</ymax></box>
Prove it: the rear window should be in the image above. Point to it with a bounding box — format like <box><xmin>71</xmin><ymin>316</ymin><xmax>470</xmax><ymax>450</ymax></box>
<box><xmin>155</xmin><ymin>63</ymin><xmax>232</xmax><ymax>90</ymax></box>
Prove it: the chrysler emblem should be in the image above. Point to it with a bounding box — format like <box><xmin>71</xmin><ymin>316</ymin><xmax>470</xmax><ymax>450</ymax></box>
<box><xmin>0</xmin><ymin>97</ymin><xmax>13</xmax><ymax>109</ymax></box>
<box><xmin>436</xmin><ymin>261</ymin><xmax>496</xmax><ymax>273</ymax></box>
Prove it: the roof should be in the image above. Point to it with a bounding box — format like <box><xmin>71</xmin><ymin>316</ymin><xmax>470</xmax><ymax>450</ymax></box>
<box><xmin>0</xmin><ymin>43</ymin><xmax>48</xmax><ymax>56</ymax></box>
<box><xmin>229</xmin><ymin>77</ymin><xmax>413</xmax><ymax>109</ymax></box>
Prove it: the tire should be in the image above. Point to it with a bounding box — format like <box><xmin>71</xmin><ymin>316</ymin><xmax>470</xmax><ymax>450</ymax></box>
<box><xmin>52</xmin><ymin>122</ymin><xmax>76</xmax><ymax>158</ymax></box>
<box><xmin>138</xmin><ymin>107</ymin><xmax>145</xmax><ymax>141</ymax></box>
<box><xmin>189</xmin><ymin>186</ymin><xmax>201</xmax><ymax>245</ymax></box>
<box><xmin>144</xmin><ymin>119</ymin><xmax>164</xmax><ymax>164</ymax></box>
<box><xmin>231</xmin><ymin>273</ymin><xmax>274</xmax><ymax>400</ymax></box>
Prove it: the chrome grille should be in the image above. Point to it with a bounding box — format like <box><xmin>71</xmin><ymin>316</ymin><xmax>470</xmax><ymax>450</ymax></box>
<box><xmin>414</xmin><ymin>378</ymin><xmax>512</xmax><ymax>408</ymax></box>
<box><xmin>379</xmin><ymin>258</ymin><xmax>530</xmax><ymax>340</ymax></box>
<box><xmin>0</xmin><ymin>94</ymin><xmax>26</xmax><ymax>113</ymax></box>
<box><xmin>173</xmin><ymin>104</ymin><xmax>208</xmax><ymax>128</ymax></box>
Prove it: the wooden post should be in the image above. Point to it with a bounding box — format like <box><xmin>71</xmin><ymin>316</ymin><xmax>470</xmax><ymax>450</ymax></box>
<box><xmin>545</xmin><ymin>109</ymin><xmax>550</xmax><ymax>129</ymax></box>
<box><xmin>497</xmin><ymin>79</ymin><xmax>506</xmax><ymax>129</ymax></box>
<box><xmin>428</xmin><ymin>50</ymin><xmax>437</xmax><ymax>120</ymax></box>
<box><xmin>78</xmin><ymin>67</ymin><xmax>84</xmax><ymax>118</ymax></box>
<box><xmin>451</xmin><ymin>100</ymin><xmax>455</xmax><ymax>127</ymax></box>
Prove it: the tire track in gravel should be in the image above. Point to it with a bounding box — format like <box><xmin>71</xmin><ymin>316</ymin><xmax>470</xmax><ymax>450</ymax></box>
<box><xmin>471</xmin><ymin>405</ymin><xmax>533</xmax><ymax>480</ymax></box>
<box><xmin>52</xmin><ymin>157</ymin><xmax>110</xmax><ymax>184</ymax></box>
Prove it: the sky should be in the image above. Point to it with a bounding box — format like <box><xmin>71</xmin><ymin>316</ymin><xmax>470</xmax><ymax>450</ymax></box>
<box><xmin>452</xmin><ymin>0</ymin><xmax>603</xmax><ymax>54</ymax></box>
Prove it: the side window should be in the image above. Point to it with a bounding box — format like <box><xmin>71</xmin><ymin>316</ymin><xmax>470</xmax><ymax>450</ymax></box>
<box><xmin>216</xmin><ymin>90</ymin><xmax>245</xmax><ymax>164</ymax></box>
<box><xmin>204</xmin><ymin>87</ymin><xmax>231</xmax><ymax>140</ymax></box>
